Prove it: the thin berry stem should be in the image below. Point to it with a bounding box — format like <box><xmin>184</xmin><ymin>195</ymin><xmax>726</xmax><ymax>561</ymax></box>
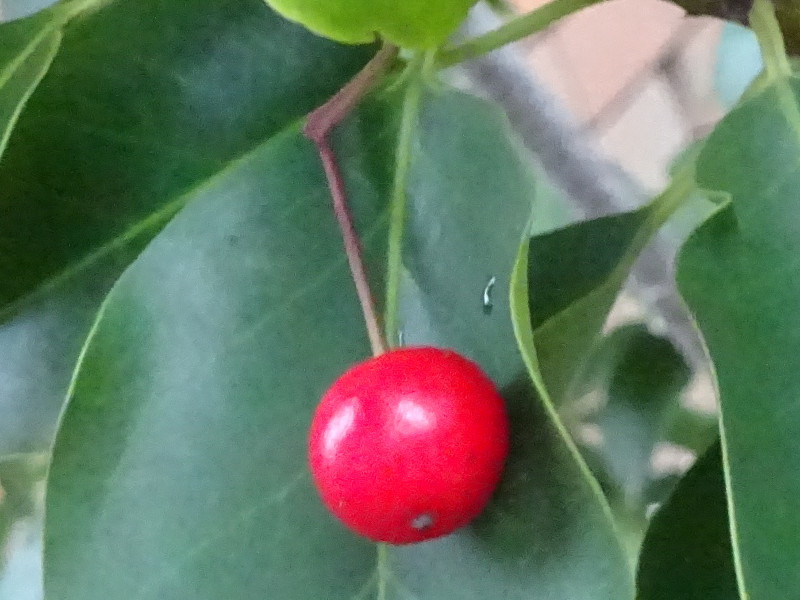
<box><xmin>314</xmin><ymin>138</ymin><xmax>386</xmax><ymax>356</ymax></box>
<box><xmin>304</xmin><ymin>44</ymin><xmax>399</xmax><ymax>140</ymax></box>
<box><xmin>304</xmin><ymin>44</ymin><xmax>399</xmax><ymax>357</ymax></box>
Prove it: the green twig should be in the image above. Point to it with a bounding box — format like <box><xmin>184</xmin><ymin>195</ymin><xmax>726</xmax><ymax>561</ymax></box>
<box><xmin>383</xmin><ymin>55</ymin><xmax>425</xmax><ymax>347</ymax></box>
<box><xmin>750</xmin><ymin>0</ymin><xmax>791</xmax><ymax>81</ymax></box>
<box><xmin>748</xmin><ymin>0</ymin><xmax>800</xmax><ymax>139</ymax></box>
<box><xmin>437</xmin><ymin>0</ymin><xmax>603</xmax><ymax>68</ymax></box>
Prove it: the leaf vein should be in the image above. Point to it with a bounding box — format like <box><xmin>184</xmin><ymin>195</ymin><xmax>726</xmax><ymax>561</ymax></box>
<box><xmin>131</xmin><ymin>469</ymin><xmax>309</xmax><ymax>600</ymax></box>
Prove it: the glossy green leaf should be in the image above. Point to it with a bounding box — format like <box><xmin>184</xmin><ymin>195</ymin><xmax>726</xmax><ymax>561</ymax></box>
<box><xmin>637</xmin><ymin>441</ymin><xmax>738</xmax><ymax>600</ymax></box>
<box><xmin>387</xmin><ymin>91</ymin><xmax>631</xmax><ymax>599</ymax></box>
<box><xmin>508</xmin><ymin>241</ymin><xmax>635</xmax><ymax>598</ymax></box>
<box><xmin>45</xmin><ymin>121</ymin><xmax>388</xmax><ymax>600</ymax></box>
<box><xmin>45</xmin><ymin>83</ymin><xmax>626</xmax><ymax>598</ymax></box>
<box><xmin>509</xmin><ymin>188</ymin><xmax>693</xmax><ymax>581</ymax></box>
<box><xmin>591</xmin><ymin>325</ymin><xmax>691</xmax><ymax>505</ymax></box>
<box><xmin>0</xmin><ymin>7</ymin><xmax>59</xmax><ymax>160</ymax></box>
<box><xmin>528</xmin><ymin>197</ymin><xmax>674</xmax><ymax>404</ymax></box>
<box><xmin>396</xmin><ymin>90</ymin><xmax>537</xmax><ymax>387</ymax></box>
<box><xmin>0</xmin><ymin>0</ymin><xmax>372</xmax><ymax>455</ymax></box>
<box><xmin>677</xmin><ymin>75</ymin><xmax>800</xmax><ymax>599</ymax></box>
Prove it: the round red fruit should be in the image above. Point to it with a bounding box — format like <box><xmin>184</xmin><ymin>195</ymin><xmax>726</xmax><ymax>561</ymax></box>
<box><xmin>308</xmin><ymin>346</ymin><xmax>509</xmax><ymax>544</ymax></box>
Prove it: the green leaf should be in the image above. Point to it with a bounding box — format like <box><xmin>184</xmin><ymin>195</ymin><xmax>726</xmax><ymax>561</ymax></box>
<box><xmin>396</xmin><ymin>90</ymin><xmax>537</xmax><ymax>387</ymax></box>
<box><xmin>590</xmin><ymin>325</ymin><xmax>691</xmax><ymax>506</ymax></box>
<box><xmin>527</xmin><ymin>189</ymin><xmax>688</xmax><ymax>404</ymax></box>
<box><xmin>0</xmin><ymin>0</ymin><xmax>372</xmax><ymax>455</ymax></box>
<box><xmin>386</xmin><ymin>90</ymin><xmax>630</xmax><ymax>599</ymax></box>
<box><xmin>45</xmin><ymin>82</ymin><xmax>622</xmax><ymax>599</ymax></box>
<box><xmin>45</xmin><ymin>122</ymin><xmax>388</xmax><ymax>600</ymax></box>
<box><xmin>676</xmin><ymin>75</ymin><xmax>800</xmax><ymax>599</ymax></box>
<box><xmin>508</xmin><ymin>241</ymin><xmax>635</xmax><ymax>599</ymax></box>
<box><xmin>507</xmin><ymin>179</ymin><xmax>693</xmax><ymax>580</ymax></box>
<box><xmin>637</xmin><ymin>441</ymin><xmax>739</xmax><ymax>600</ymax></box>
<box><xmin>0</xmin><ymin>8</ymin><xmax>59</xmax><ymax>160</ymax></box>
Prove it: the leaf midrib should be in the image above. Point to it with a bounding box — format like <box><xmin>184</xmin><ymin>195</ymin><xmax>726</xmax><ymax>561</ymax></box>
<box><xmin>0</xmin><ymin>115</ymin><xmax>309</xmax><ymax>324</ymax></box>
<box><xmin>0</xmin><ymin>0</ymin><xmax>110</xmax><ymax>88</ymax></box>
<box><xmin>0</xmin><ymin>30</ymin><xmax>61</xmax><ymax>163</ymax></box>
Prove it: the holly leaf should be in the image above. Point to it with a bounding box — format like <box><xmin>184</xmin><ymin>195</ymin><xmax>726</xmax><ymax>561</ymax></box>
<box><xmin>0</xmin><ymin>0</ymin><xmax>372</xmax><ymax>456</ymax></box>
<box><xmin>637</xmin><ymin>441</ymin><xmax>738</xmax><ymax>600</ymax></box>
<box><xmin>677</xmin><ymin>75</ymin><xmax>800</xmax><ymax>598</ymax></box>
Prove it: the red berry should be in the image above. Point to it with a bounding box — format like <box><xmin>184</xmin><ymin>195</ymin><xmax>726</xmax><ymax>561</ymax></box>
<box><xmin>308</xmin><ymin>346</ymin><xmax>509</xmax><ymax>544</ymax></box>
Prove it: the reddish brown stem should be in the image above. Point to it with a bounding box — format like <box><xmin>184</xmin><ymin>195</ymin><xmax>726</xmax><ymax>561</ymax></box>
<box><xmin>304</xmin><ymin>45</ymin><xmax>398</xmax><ymax>141</ymax></box>
<box><xmin>314</xmin><ymin>138</ymin><xmax>386</xmax><ymax>356</ymax></box>
<box><xmin>304</xmin><ymin>45</ymin><xmax>398</xmax><ymax>357</ymax></box>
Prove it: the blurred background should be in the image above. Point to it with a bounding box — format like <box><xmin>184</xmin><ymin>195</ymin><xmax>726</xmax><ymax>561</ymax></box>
<box><xmin>0</xmin><ymin>0</ymin><xmax>765</xmax><ymax>597</ymax></box>
<box><xmin>509</xmin><ymin>0</ymin><xmax>756</xmax><ymax>189</ymax></box>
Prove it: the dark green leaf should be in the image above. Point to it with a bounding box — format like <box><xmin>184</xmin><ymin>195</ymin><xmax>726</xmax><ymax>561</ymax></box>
<box><xmin>396</xmin><ymin>90</ymin><xmax>536</xmax><ymax>387</ymax></box>
<box><xmin>0</xmin><ymin>7</ymin><xmax>60</xmax><ymax>159</ymax></box>
<box><xmin>529</xmin><ymin>202</ymin><xmax>661</xmax><ymax>404</ymax></box>
<box><xmin>45</xmin><ymin>83</ymin><xmax>624</xmax><ymax>599</ymax></box>
<box><xmin>509</xmin><ymin>185</ymin><xmax>695</xmax><ymax>583</ymax></box>
<box><xmin>0</xmin><ymin>0</ymin><xmax>372</xmax><ymax>455</ymax></box>
<box><xmin>508</xmin><ymin>241</ymin><xmax>635</xmax><ymax>599</ymax></box>
<box><xmin>637</xmin><ymin>441</ymin><xmax>739</xmax><ymax>600</ymax></box>
<box><xmin>387</xmin><ymin>91</ymin><xmax>631</xmax><ymax>599</ymax></box>
<box><xmin>677</xmin><ymin>75</ymin><xmax>800</xmax><ymax>599</ymax></box>
<box><xmin>45</xmin><ymin>123</ymin><xmax>386</xmax><ymax>600</ymax></box>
